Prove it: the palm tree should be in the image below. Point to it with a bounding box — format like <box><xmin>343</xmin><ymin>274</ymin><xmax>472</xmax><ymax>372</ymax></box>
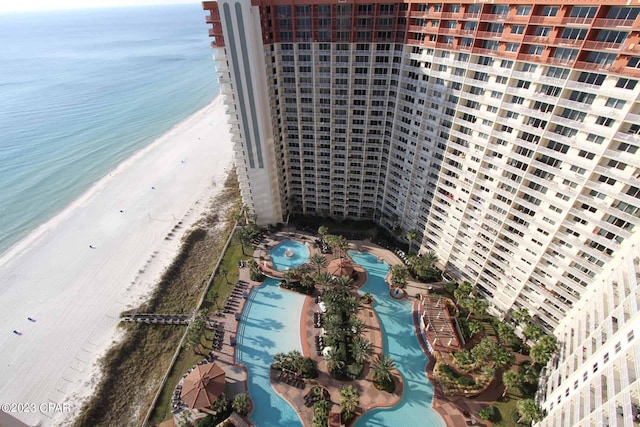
<box><xmin>471</xmin><ymin>338</ymin><xmax>499</xmax><ymax>364</ymax></box>
<box><xmin>530</xmin><ymin>335</ymin><xmax>558</xmax><ymax>366</ymax></box>
<box><xmin>325</xmin><ymin>347</ymin><xmax>345</xmax><ymax>373</ymax></box>
<box><xmin>423</xmin><ymin>250</ymin><xmax>439</xmax><ymax>269</ymax></box>
<box><xmin>219</xmin><ymin>266</ymin><xmax>229</xmax><ymax>284</ymax></box>
<box><xmin>390</xmin><ymin>264</ymin><xmax>409</xmax><ymax>289</ymax></box>
<box><xmin>232</xmin><ymin>393</ymin><xmax>251</xmax><ymax>416</ymax></box>
<box><xmin>339</xmin><ymin>385</ymin><xmax>360</xmax><ymax>421</ymax></box>
<box><xmin>468</xmin><ymin>320</ymin><xmax>482</xmax><ymax>337</ymax></box>
<box><xmin>464</xmin><ymin>296</ymin><xmax>489</xmax><ymax>320</ymax></box>
<box><xmin>454</xmin><ymin>281</ymin><xmax>473</xmax><ymax>303</ymax></box>
<box><xmin>512</xmin><ymin>308</ymin><xmax>532</xmax><ymax>327</ymax></box>
<box><xmin>236</xmin><ymin>227</ymin><xmax>252</xmax><ymax>256</ymax></box>
<box><xmin>334</xmin><ymin>275</ymin><xmax>353</xmax><ymax>290</ymax></box>
<box><xmin>318</xmin><ymin>225</ymin><xmax>329</xmax><ymax>238</ymax></box>
<box><xmin>294</xmin><ymin>263</ymin><xmax>313</xmax><ymax>278</ymax></box>
<box><xmin>349</xmin><ymin>336</ymin><xmax>374</xmax><ymax>364</ymax></box>
<box><xmin>516</xmin><ymin>399</ymin><xmax>543</xmax><ymax>425</ymax></box>
<box><xmin>497</xmin><ymin>322</ymin><xmax>519</xmax><ymax>347</ymax></box>
<box><xmin>493</xmin><ymin>347</ymin><xmax>515</xmax><ymax>369</ymax></box>
<box><xmin>523</xmin><ymin>323</ymin><xmax>543</xmax><ymax>342</ymax></box>
<box><xmin>309</xmin><ymin>254</ymin><xmax>328</xmax><ymax>275</ymax></box>
<box><xmin>314</xmin><ymin>272</ymin><xmax>333</xmax><ymax>291</ymax></box>
<box><xmin>283</xmin><ymin>270</ymin><xmax>296</xmax><ymax>284</ymax></box>
<box><xmin>337</xmin><ymin>237</ymin><xmax>350</xmax><ymax>258</ymax></box>
<box><xmin>372</xmin><ymin>354</ymin><xmax>395</xmax><ymax>384</ymax></box>
<box><xmin>323</xmin><ymin>234</ymin><xmax>338</xmax><ymax>257</ymax></box>
<box><xmin>406</xmin><ymin>230</ymin><xmax>418</xmax><ymax>254</ymax></box>
<box><xmin>502</xmin><ymin>370</ymin><xmax>523</xmax><ymax>397</ymax></box>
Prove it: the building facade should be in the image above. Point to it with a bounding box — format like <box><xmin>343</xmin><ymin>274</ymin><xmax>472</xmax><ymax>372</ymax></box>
<box><xmin>203</xmin><ymin>1</ymin><xmax>640</xmax><ymax>423</ymax></box>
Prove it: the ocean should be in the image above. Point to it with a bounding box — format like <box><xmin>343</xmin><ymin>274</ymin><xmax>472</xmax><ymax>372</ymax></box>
<box><xmin>0</xmin><ymin>4</ymin><xmax>219</xmax><ymax>255</ymax></box>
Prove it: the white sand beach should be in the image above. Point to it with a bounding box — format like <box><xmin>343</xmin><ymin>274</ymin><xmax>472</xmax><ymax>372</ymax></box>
<box><xmin>0</xmin><ymin>95</ymin><xmax>233</xmax><ymax>427</ymax></box>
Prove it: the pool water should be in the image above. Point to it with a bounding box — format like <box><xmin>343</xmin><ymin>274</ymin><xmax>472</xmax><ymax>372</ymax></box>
<box><xmin>236</xmin><ymin>280</ymin><xmax>305</xmax><ymax>427</ymax></box>
<box><xmin>350</xmin><ymin>251</ymin><xmax>445</xmax><ymax>427</ymax></box>
<box><xmin>269</xmin><ymin>240</ymin><xmax>310</xmax><ymax>271</ymax></box>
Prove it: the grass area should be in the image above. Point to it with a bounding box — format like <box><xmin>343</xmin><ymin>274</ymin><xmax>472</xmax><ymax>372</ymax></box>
<box><xmin>493</xmin><ymin>394</ymin><xmax>525</xmax><ymax>427</ymax></box>
<box><xmin>149</xmin><ymin>233</ymin><xmax>251</xmax><ymax>425</ymax></box>
<box><xmin>73</xmin><ymin>171</ymin><xmax>240</xmax><ymax>427</ymax></box>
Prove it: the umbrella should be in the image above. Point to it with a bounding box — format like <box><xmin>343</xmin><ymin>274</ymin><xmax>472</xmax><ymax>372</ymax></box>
<box><xmin>180</xmin><ymin>362</ymin><xmax>226</xmax><ymax>409</ymax></box>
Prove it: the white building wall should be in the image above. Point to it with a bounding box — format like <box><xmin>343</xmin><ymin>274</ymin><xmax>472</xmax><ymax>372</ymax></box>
<box><xmin>215</xmin><ymin>0</ymin><xmax>283</xmax><ymax>225</ymax></box>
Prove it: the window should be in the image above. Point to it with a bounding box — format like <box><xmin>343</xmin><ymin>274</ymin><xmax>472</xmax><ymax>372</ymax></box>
<box><xmin>569</xmin><ymin>6</ymin><xmax>597</xmax><ymax>18</ymax></box>
<box><xmin>560</xmin><ymin>28</ymin><xmax>587</xmax><ymax>40</ymax></box>
<box><xmin>528</xmin><ymin>45</ymin><xmax>545</xmax><ymax>55</ymax></box>
<box><xmin>618</xmin><ymin>142</ymin><xmax>638</xmax><ymax>154</ymax></box>
<box><xmin>598</xmin><ymin>175</ymin><xmax>617</xmax><ymax>185</ymax></box>
<box><xmin>569</xmin><ymin>91</ymin><xmax>595</xmax><ymax>105</ymax></box>
<box><xmin>628</xmin><ymin>57</ymin><xmax>640</xmax><ymax>69</ymax></box>
<box><xmin>547</xmin><ymin>67</ymin><xmax>570</xmax><ymax>80</ymax></box>
<box><xmin>605</xmin><ymin>98</ymin><xmax>626</xmax><ymax>109</ymax></box>
<box><xmin>516</xmin><ymin>6</ymin><xmax>531</xmax><ymax>16</ymax></box>
<box><xmin>506</xmin><ymin>43</ymin><xmax>520</xmax><ymax>52</ymax></box>
<box><xmin>577</xmin><ymin>72</ymin><xmax>605</xmax><ymax>86</ymax></box>
<box><xmin>578</xmin><ymin>150</ymin><xmax>595</xmax><ymax>160</ymax></box>
<box><xmin>616</xmin><ymin>78</ymin><xmax>638</xmax><ymax>90</ymax></box>
<box><xmin>586</xmin><ymin>133</ymin><xmax>605</xmax><ymax>144</ymax></box>
<box><xmin>540</xmin><ymin>6</ymin><xmax>559</xmax><ymax>17</ymax></box>
<box><xmin>596</xmin><ymin>116</ymin><xmax>614</xmax><ymax>127</ymax></box>
<box><xmin>511</xmin><ymin>25</ymin><xmax>525</xmax><ymax>34</ymax></box>
<box><xmin>547</xmin><ymin>141</ymin><xmax>569</xmax><ymax>153</ymax></box>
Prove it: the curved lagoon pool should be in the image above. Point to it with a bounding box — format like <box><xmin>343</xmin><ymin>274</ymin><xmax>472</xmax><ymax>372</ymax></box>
<box><xmin>269</xmin><ymin>240</ymin><xmax>310</xmax><ymax>271</ymax></box>
<box><xmin>350</xmin><ymin>251</ymin><xmax>445</xmax><ymax>427</ymax></box>
<box><xmin>236</xmin><ymin>277</ymin><xmax>305</xmax><ymax>427</ymax></box>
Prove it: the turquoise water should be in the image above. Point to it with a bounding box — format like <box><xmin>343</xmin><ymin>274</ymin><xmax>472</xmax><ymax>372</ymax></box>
<box><xmin>269</xmin><ymin>240</ymin><xmax>310</xmax><ymax>271</ymax></box>
<box><xmin>236</xmin><ymin>278</ymin><xmax>305</xmax><ymax>427</ymax></box>
<box><xmin>0</xmin><ymin>5</ymin><xmax>218</xmax><ymax>254</ymax></box>
<box><xmin>350</xmin><ymin>251</ymin><xmax>445</xmax><ymax>427</ymax></box>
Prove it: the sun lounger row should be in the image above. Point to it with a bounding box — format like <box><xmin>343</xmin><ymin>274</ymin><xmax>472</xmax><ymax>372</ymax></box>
<box><xmin>279</xmin><ymin>371</ymin><xmax>305</xmax><ymax>389</ymax></box>
<box><xmin>315</xmin><ymin>336</ymin><xmax>325</xmax><ymax>356</ymax></box>
<box><xmin>213</xmin><ymin>330</ymin><xmax>225</xmax><ymax>350</ymax></box>
<box><xmin>314</xmin><ymin>312</ymin><xmax>323</xmax><ymax>328</ymax></box>
<box><xmin>315</xmin><ymin>238</ymin><xmax>331</xmax><ymax>254</ymax></box>
<box><xmin>121</xmin><ymin>314</ymin><xmax>190</xmax><ymax>325</ymax></box>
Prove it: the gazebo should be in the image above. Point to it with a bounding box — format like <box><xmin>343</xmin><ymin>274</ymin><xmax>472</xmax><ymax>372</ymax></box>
<box><xmin>180</xmin><ymin>362</ymin><xmax>226</xmax><ymax>409</ymax></box>
<box><xmin>327</xmin><ymin>258</ymin><xmax>354</xmax><ymax>277</ymax></box>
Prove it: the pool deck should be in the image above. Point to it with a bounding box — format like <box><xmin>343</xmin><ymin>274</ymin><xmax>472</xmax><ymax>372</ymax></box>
<box><xmin>264</xmin><ymin>236</ymin><xmax>404</xmax><ymax>427</ymax></box>
<box><xmin>227</xmin><ymin>231</ymin><xmax>493</xmax><ymax>427</ymax></box>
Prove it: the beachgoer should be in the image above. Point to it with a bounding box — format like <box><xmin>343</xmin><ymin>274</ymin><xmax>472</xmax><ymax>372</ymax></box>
<box><xmin>89</xmin><ymin>245</ymin><xmax>95</xmax><ymax>249</ymax></box>
<box><xmin>120</xmin><ymin>210</ymin><xmax>124</xmax><ymax>213</ymax></box>
<box><xmin>27</xmin><ymin>317</ymin><xmax>35</xmax><ymax>322</ymax></box>
<box><xmin>13</xmin><ymin>330</ymin><xmax>21</xmax><ymax>335</ymax></box>
<box><xmin>151</xmin><ymin>186</ymin><xmax>156</xmax><ymax>190</ymax></box>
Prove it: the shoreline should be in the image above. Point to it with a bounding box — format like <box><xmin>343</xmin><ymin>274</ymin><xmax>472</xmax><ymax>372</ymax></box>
<box><xmin>0</xmin><ymin>94</ymin><xmax>234</xmax><ymax>427</ymax></box>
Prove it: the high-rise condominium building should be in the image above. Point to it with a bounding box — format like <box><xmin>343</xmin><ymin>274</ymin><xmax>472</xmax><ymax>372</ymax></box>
<box><xmin>203</xmin><ymin>1</ymin><xmax>640</xmax><ymax>424</ymax></box>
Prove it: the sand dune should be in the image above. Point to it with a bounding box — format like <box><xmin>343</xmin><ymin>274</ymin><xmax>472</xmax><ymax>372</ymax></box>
<box><xmin>0</xmin><ymin>95</ymin><xmax>233</xmax><ymax>427</ymax></box>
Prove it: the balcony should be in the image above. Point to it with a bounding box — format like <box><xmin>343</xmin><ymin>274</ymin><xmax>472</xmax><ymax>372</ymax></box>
<box><xmin>480</xmin><ymin>13</ymin><xmax>508</xmax><ymax>21</ymax></box>
<box><xmin>554</xmin><ymin>37</ymin><xmax>583</xmax><ymax>47</ymax></box>
<box><xmin>528</xmin><ymin>16</ymin><xmax>563</xmax><ymax>24</ymax></box>
<box><xmin>582</xmin><ymin>40</ymin><xmax>623</xmax><ymax>51</ymax></box>
<box><xmin>574</xmin><ymin>61</ymin><xmax>613</xmax><ymax>71</ymax></box>
<box><xmin>523</xmin><ymin>35</ymin><xmax>551</xmax><ymax>44</ymax></box>
<box><xmin>476</xmin><ymin>31</ymin><xmax>503</xmax><ymax>39</ymax></box>
<box><xmin>561</xmin><ymin>16</ymin><xmax>593</xmax><ymax>26</ymax></box>
<box><xmin>592</xmin><ymin>18</ymin><xmax>636</xmax><ymax>28</ymax></box>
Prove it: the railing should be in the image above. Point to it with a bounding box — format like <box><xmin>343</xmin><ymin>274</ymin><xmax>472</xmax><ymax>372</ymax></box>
<box><xmin>561</xmin><ymin>16</ymin><xmax>593</xmax><ymax>25</ymax></box>
<box><xmin>592</xmin><ymin>18</ymin><xmax>636</xmax><ymax>27</ymax></box>
<box><xmin>582</xmin><ymin>40</ymin><xmax>623</xmax><ymax>51</ymax></box>
<box><xmin>476</xmin><ymin>31</ymin><xmax>503</xmax><ymax>39</ymax></box>
<box><xmin>574</xmin><ymin>61</ymin><xmax>613</xmax><ymax>71</ymax></box>
<box><xmin>480</xmin><ymin>13</ymin><xmax>507</xmax><ymax>21</ymax></box>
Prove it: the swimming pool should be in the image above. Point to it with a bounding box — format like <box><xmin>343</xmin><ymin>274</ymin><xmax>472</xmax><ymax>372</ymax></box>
<box><xmin>269</xmin><ymin>240</ymin><xmax>310</xmax><ymax>271</ymax></box>
<box><xmin>349</xmin><ymin>251</ymin><xmax>445</xmax><ymax>427</ymax></box>
<box><xmin>236</xmin><ymin>277</ymin><xmax>305</xmax><ymax>427</ymax></box>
